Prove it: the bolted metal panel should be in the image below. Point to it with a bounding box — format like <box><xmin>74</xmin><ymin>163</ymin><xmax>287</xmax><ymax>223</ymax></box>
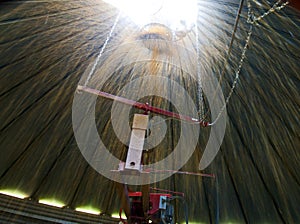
<box><xmin>125</xmin><ymin>114</ymin><xmax>149</xmax><ymax>171</ymax></box>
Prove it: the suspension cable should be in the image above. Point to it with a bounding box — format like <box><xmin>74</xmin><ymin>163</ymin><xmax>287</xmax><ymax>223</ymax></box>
<box><xmin>199</xmin><ymin>0</ymin><xmax>245</xmax><ymax>124</ymax></box>
<box><xmin>83</xmin><ymin>11</ymin><xmax>121</xmax><ymax>86</ymax></box>
<box><xmin>208</xmin><ymin>0</ymin><xmax>289</xmax><ymax>126</ymax></box>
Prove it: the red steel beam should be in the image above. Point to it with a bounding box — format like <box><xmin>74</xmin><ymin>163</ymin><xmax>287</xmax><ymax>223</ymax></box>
<box><xmin>289</xmin><ymin>0</ymin><xmax>300</xmax><ymax>11</ymax></box>
<box><xmin>77</xmin><ymin>85</ymin><xmax>209</xmax><ymax>127</ymax></box>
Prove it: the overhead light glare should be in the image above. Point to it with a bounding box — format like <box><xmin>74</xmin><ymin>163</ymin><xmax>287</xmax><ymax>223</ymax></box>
<box><xmin>0</xmin><ymin>189</ymin><xmax>28</xmax><ymax>199</ymax></box>
<box><xmin>103</xmin><ymin>0</ymin><xmax>197</xmax><ymax>32</ymax></box>
<box><xmin>38</xmin><ymin>198</ymin><xmax>65</xmax><ymax>208</ymax></box>
<box><xmin>111</xmin><ymin>211</ymin><xmax>126</xmax><ymax>219</ymax></box>
<box><xmin>75</xmin><ymin>206</ymin><xmax>101</xmax><ymax>215</ymax></box>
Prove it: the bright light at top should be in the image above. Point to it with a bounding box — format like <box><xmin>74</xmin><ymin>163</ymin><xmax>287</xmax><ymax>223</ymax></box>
<box><xmin>104</xmin><ymin>0</ymin><xmax>197</xmax><ymax>31</ymax></box>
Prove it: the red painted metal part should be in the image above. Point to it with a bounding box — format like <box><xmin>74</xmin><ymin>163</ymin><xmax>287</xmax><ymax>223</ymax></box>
<box><xmin>77</xmin><ymin>85</ymin><xmax>209</xmax><ymax>127</ymax></box>
<box><xmin>148</xmin><ymin>193</ymin><xmax>172</xmax><ymax>215</ymax></box>
<box><xmin>290</xmin><ymin>0</ymin><xmax>300</xmax><ymax>11</ymax></box>
<box><xmin>150</xmin><ymin>187</ymin><xmax>185</xmax><ymax>197</ymax></box>
<box><xmin>128</xmin><ymin>192</ymin><xmax>172</xmax><ymax>216</ymax></box>
<box><xmin>148</xmin><ymin>169</ymin><xmax>215</xmax><ymax>178</ymax></box>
